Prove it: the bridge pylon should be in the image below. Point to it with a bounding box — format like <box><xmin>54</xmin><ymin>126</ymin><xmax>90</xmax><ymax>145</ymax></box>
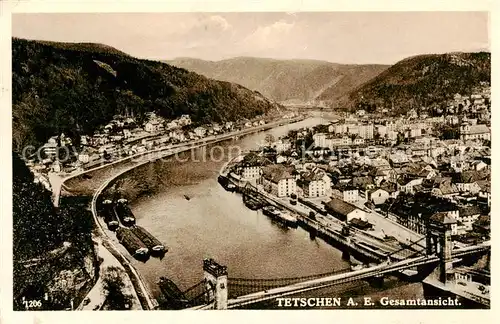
<box><xmin>203</xmin><ymin>258</ymin><xmax>228</xmax><ymax>310</ymax></box>
<box><xmin>426</xmin><ymin>212</ymin><xmax>456</xmax><ymax>284</ymax></box>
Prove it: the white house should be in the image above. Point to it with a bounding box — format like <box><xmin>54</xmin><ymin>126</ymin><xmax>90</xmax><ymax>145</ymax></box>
<box><xmin>353</xmin><ymin>136</ymin><xmax>365</xmax><ymax>146</ymax></box>
<box><xmin>456</xmin><ymin>181</ymin><xmax>481</xmax><ymax>194</ymax></box>
<box><xmin>357</xmin><ymin>109</ymin><xmax>366</xmax><ymax>117</ymax></box>
<box><xmin>43</xmin><ymin>136</ymin><xmax>59</xmax><ymax>157</ymax></box>
<box><xmin>276</xmin><ymin>155</ymin><xmax>288</xmax><ymax>164</ymax></box>
<box><xmin>78</xmin><ymin>147</ymin><xmax>92</xmax><ymax>164</ymax></box>
<box><xmin>454</xmin><ymin>172</ymin><xmax>482</xmax><ymax>194</ymax></box>
<box><xmin>145</xmin><ymin>120</ymin><xmax>163</xmax><ymax>133</ymax></box>
<box><xmin>410</xmin><ymin>127</ymin><xmax>422</xmax><ymax>138</ymax></box>
<box><xmin>477</xmin><ymin>181</ymin><xmax>491</xmax><ymax>207</ymax></box>
<box><xmin>298</xmin><ymin>171</ymin><xmax>328</xmax><ymax>198</ymax></box>
<box><xmin>471</xmin><ymin>160</ymin><xmax>488</xmax><ymax>171</ymax></box>
<box><xmin>80</xmin><ymin>135</ymin><xmax>89</xmax><ymax>146</ymax></box>
<box><xmin>194</xmin><ymin>127</ymin><xmax>207</xmax><ymax>137</ymax></box>
<box><xmin>178</xmin><ymin>115</ymin><xmax>192</xmax><ymax>126</ymax></box>
<box><xmin>123</xmin><ymin>129</ymin><xmax>132</xmax><ymax>139</ymax></box>
<box><xmin>273</xmin><ymin>140</ymin><xmax>292</xmax><ymax>153</ymax></box>
<box><xmin>458</xmin><ymin>206</ymin><xmax>481</xmax><ymax>232</ymax></box>
<box><xmin>343</xmin><ymin>188</ymin><xmax>359</xmax><ymax>203</ymax></box>
<box><xmin>460</xmin><ymin>123</ymin><xmax>490</xmax><ymax>141</ymax></box>
<box><xmin>313</xmin><ymin>133</ymin><xmax>327</xmax><ymax>148</ymax></box>
<box><xmin>358</xmin><ymin>124</ymin><xmax>374</xmax><ymax>139</ymax></box>
<box><xmin>398</xmin><ymin>178</ymin><xmax>423</xmax><ymax>194</ymax></box>
<box><xmin>369</xmin><ymin>188</ymin><xmax>390</xmax><ymax>206</ymax></box>
<box><xmin>324</xmin><ymin>198</ymin><xmax>367</xmax><ymax>222</ymax></box>
<box><xmin>261</xmin><ymin>165</ymin><xmax>297</xmax><ymax>197</ymax></box>
<box><xmin>241</xmin><ymin>166</ymin><xmax>261</xmax><ymax>181</ymax></box>
<box><xmin>450</xmin><ymin>155</ymin><xmax>468</xmax><ymax>172</ymax></box>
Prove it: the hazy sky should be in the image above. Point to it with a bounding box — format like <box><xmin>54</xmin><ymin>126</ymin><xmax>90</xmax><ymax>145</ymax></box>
<box><xmin>12</xmin><ymin>12</ymin><xmax>489</xmax><ymax>64</ymax></box>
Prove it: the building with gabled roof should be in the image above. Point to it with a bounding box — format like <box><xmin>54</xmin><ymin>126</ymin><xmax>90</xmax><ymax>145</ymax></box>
<box><xmin>261</xmin><ymin>164</ymin><xmax>296</xmax><ymax>197</ymax></box>
<box><xmin>324</xmin><ymin>197</ymin><xmax>367</xmax><ymax>222</ymax></box>
<box><xmin>430</xmin><ymin>211</ymin><xmax>458</xmax><ymax>235</ymax></box>
<box><xmin>458</xmin><ymin>205</ymin><xmax>481</xmax><ymax>231</ymax></box>
<box><xmin>460</xmin><ymin>123</ymin><xmax>490</xmax><ymax>141</ymax></box>
<box><xmin>368</xmin><ymin>188</ymin><xmax>390</xmax><ymax>206</ymax></box>
<box><xmin>298</xmin><ymin>170</ymin><xmax>328</xmax><ymax>198</ymax></box>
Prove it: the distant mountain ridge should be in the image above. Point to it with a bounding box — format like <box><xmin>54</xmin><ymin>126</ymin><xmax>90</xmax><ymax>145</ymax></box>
<box><xmin>166</xmin><ymin>57</ymin><xmax>389</xmax><ymax>105</ymax></box>
<box><xmin>344</xmin><ymin>52</ymin><xmax>491</xmax><ymax>113</ymax></box>
<box><xmin>12</xmin><ymin>38</ymin><xmax>281</xmax><ymax>151</ymax></box>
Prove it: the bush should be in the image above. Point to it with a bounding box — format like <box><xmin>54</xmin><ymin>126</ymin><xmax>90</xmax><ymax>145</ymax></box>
<box><xmin>101</xmin><ymin>266</ymin><xmax>133</xmax><ymax>310</ymax></box>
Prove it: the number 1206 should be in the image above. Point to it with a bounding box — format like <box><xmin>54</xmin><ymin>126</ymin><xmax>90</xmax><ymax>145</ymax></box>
<box><xmin>23</xmin><ymin>300</ymin><xmax>42</xmax><ymax>308</ymax></box>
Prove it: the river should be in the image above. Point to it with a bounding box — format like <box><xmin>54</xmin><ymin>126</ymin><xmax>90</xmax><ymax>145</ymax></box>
<box><xmin>109</xmin><ymin>115</ymin><xmax>422</xmax><ymax>307</ymax></box>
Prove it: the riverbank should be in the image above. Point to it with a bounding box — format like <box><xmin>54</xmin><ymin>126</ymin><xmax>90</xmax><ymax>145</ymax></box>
<box><xmin>220</xmin><ymin>157</ymin><xmax>415</xmax><ymax>264</ymax></box>
<box><xmin>105</xmin><ymin>116</ymin><xmax>347</xmax><ymax>300</ymax></box>
<box><xmin>58</xmin><ymin>115</ymin><xmax>309</xmax><ymax>310</ymax></box>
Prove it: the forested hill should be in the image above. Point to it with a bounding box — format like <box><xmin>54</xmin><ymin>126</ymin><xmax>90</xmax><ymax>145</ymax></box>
<box><xmin>167</xmin><ymin>57</ymin><xmax>388</xmax><ymax>104</ymax></box>
<box><xmin>343</xmin><ymin>52</ymin><xmax>491</xmax><ymax>113</ymax></box>
<box><xmin>13</xmin><ymin>150</ymin><xmax>96</xmax><ymax>309</ymax></box>
<box><xmin>12</xmin><ymin>38</ymin><xmax>281</xmax><ymax>151</ymax></box>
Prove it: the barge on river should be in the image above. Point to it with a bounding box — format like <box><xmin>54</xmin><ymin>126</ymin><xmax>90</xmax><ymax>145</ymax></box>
<box><xmin>217</xmin><ymin>175</ymin><xmax>237</xmax><ymax>192</ymax></box>
<box><xmin>101</xmin><ymin>199</ymin><xmax>119</xmax><ymax>231</ymax></box>
<box><xmin>114</xmin><ymin>198</ymin><xmax>136</xmax><ymax>227</ymax></box>
<box><xmin>130</xmin><ymin>225</ymin><xmax>167</xmax><ymax>256</ymax></box>
<box><xmin>116</xmin><ymin>227</ymin><xmax>149</xmax><ymax>260</ymax></box>
<box><xmin>157</xmin><ymin>277</ymin><xmax>190</xmax><ymax>309</ymax></box>
<box><xmin>243</xmin><ymin>194</ymin><xmax>267</xmax><ymax>210</ymax></box>
<box><xmin>262</xmin><ymin>205</ymin><xmax>298</xmax><ymax>228</ymax></box>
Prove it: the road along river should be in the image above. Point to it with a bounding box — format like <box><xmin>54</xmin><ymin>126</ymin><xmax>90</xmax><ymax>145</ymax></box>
<box><xmin>62</xmin><ymin>114</ymin><xmax>423</xmax><ymax>308</ymax></box>
<box><xmin>106</xmin><ymin>116</ymin><xmax>423</xmax><ymax>305</ymax></box>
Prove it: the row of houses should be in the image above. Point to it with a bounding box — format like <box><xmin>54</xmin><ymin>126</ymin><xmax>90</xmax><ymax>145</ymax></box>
<box><xmin>390</xmin><ymin>193</ymin><xmax>487</xmax><ymax>237</ymax></box>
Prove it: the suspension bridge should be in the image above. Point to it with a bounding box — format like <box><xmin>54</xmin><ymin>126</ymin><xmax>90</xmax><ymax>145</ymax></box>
<box><xmin>180</xmin><ymin>241</ymin><xmax>489</xmax><ymax>309</ymax></box>
<box><xmin>152</xmin><ymin>189</ymin><xmax>491</xmax><ymax>310</ymax></box>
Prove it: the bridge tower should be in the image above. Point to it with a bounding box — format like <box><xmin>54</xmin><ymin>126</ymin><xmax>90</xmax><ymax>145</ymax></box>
<box><xmin>426</xmin><ymin>212</ymin><xmax>457</xmax><ymax>283</ymax></box>
<box><xmin>203</xmin><ymin>258</ymin><xmax>228</xmax><ymax>310</ymax></box>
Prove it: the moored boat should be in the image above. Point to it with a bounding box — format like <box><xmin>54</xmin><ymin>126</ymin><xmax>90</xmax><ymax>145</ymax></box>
<box><xmin>116</xmin><ymin>227</ymin><xmax>149</xmax><ymax>260</ymax></box>
<box><xmin>243</xmin><ymin>194</ymin><xmax>265</xmax><ymax>210</ymax></box>
<box><xmin>130</xmin><ymin>225</ymin><xmax>167</xmax><ymax>255</ymax></box>
<box><xmin>262</xmin><ymin>205</ymin><xmax>298</xmax><ymax>227</ymax></box>
<box><xmin>101</xmin><ymin>199</ymin><xmax>119</xmax><ymax>231</ymax></box>
<box><xmin>351</xmin><ymin>264</ymin><xmax>365</xmax><ymax>271</ymax></box>
<box><xmin>157</xmin><ymin>277</ymin><xmax>190</xmax><ymax>309</ymax></box>
<box><xmin>262</xmin><ymin>205</ymin><xmax>280</xmax><ymax>217</ymax></box>
<box><xmin>278</xmin><ymin>210</ymin><xmax>298</xmax><ymax>228</ymax></box>
<box><xmin>114</xmin><ymin>198</ymin><xmax>136</xmax><ymax>226</ymax></box>
<box><xmin>217</xmin><ymin>175</ymin><xmax>237</xmax><ymax>192</ymax></box>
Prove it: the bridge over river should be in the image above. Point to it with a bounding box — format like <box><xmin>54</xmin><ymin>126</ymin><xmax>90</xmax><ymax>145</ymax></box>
<box><xmin>182</xmin><ymin>241</ymin><xmax>489</xmax><ymax>309</ymax></box>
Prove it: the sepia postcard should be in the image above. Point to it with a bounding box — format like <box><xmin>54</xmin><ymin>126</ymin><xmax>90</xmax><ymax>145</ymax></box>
<box><xmin>0</xmin><ymin>1</ymin><xmax>495</xmax><ymax>323</ymax></box>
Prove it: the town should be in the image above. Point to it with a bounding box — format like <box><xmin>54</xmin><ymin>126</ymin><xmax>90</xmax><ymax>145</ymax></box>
<box><xmin>25</xmin><ymin>110</ymin><xmax>299</xmax><ymax>191</ymax></box>
<box><xmin>226</xmin><ymin>82</ymin><xmax>491</xmax><ymax>247</ymax></box>
<box><xmin>21</xmin><ymin>81</ymin><xmax>491</xmax><ymax>310</ymax></box>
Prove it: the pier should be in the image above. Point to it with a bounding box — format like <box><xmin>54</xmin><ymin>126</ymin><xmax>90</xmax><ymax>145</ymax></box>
<box><xmin>224</xmin><ymin>174</ymin><xmax>419</xmax><ymax>263</ymax></box>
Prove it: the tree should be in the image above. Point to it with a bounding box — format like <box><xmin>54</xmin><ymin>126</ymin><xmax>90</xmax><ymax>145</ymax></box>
<box><xmin>101</xmin><ymin>266</ymin><xmax>133</xmax><ymax>310</ymax></box>
<box><xmin>396</xmin><ymin>132</ymin><xmax>405</xmax><ymax>146</ymax></box>
<box><xmin>264</xmin><ymin>133</ymin><xmax>275</xmax><ymax>145</ymax></box>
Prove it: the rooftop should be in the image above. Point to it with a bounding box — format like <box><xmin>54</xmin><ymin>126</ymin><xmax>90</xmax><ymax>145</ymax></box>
<box><xmin>430</xmin><ymin>212</ymin><xmax>457</xmax><ymax>225</ymax></box>
<box><xmin>459</xmin><ymin>205</ymin><xmax>482</xmax><ymax>217</ymax></box>
<box><xmin>261</xmin><ymin>164</ymin><xmax>295</xmax><ymax>183</ymax></box>
<box><xmin>462</xmin><ymin>124</ymin><xmax>490</xmax><ymax>135</ymax></box>
<box><xmin>324</xmin><ymin>197</ymin><xmax>358</xmax><ymax>216</ymax></box>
